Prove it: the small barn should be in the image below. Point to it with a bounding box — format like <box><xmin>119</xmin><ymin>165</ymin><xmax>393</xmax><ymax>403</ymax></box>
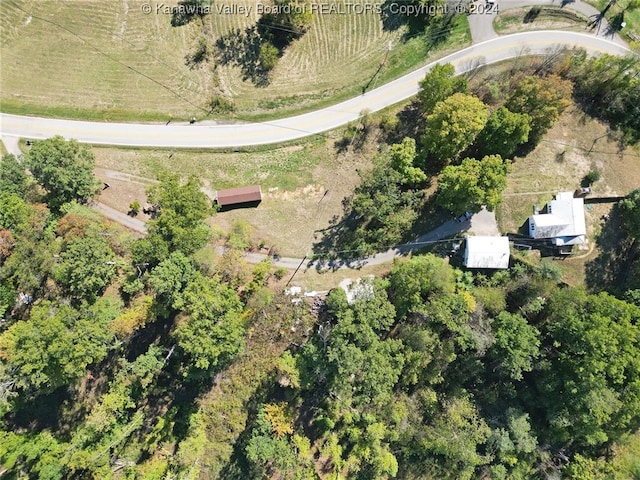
<box><xmin>463</xmin><ymin>236</ymin><xmax>510</xmax><ymax>269</ymax></box>
<box><xmin>215</xmin><ymin>185</ymin><xmax>262</xmax><ymax>211</ymax></box>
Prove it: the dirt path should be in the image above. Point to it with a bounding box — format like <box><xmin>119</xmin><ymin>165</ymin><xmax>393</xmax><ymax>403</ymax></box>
<box><xmin>92</xmin><ymin>202</ymin><xmax>146</xmax><ymax>234</ymax></box>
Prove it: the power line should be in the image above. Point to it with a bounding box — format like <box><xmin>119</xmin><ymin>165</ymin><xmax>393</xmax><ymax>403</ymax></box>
<box><xmin>11</xmin><ymin>4</ymin><xmax>209</xmax><ymax>115</ymax></box>
<box><xmin>539</xmin><ymin>138</ymin><xmax>640</xmax><ymax>159</ymax></box>
<box><xmin>313</xmin><ymin>236</ymin><xmax>468</xmax><ymax>260</ymax></box>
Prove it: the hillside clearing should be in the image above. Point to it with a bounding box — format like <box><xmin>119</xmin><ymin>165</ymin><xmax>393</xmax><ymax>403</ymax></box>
<box><xmin>0</xmin><ymin>0</ymin><xmax>470</xmax><ymax>121</ymax></box>
<box><xmin>496</xmin><ymin>104</ymin><xmax>640</xmax><ymax>285</ymax></box>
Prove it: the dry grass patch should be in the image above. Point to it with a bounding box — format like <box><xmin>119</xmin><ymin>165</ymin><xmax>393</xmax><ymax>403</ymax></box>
<box><xmin>1</xmin><ymin>0</ymin><xmax>470</xmax><ymax>120</ymax></box>
<box><xmin>497</xmin><ymin>104</ymin><xmax>640</xmax><ymax>285</ymax></box>
<box><xmin>93</xmin><ymin>129</ymin><xmax>379</xmax><ymax>257</ymax></box>
<box><xmin>1</xmin><ymin>0</ymin><xmax>209</xmax><ymax>121</ymax></box>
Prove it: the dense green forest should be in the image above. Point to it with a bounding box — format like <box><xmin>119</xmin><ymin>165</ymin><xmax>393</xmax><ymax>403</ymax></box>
<box><xmin>1</xmin><ymin>51</ymin><xmax>640</xmax><ymax>479</ymax></box>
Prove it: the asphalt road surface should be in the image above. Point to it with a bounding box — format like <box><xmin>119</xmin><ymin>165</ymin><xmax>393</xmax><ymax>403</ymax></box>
<box><xmin>0</xmin><ymin>31</ymin><xmax>632</xmax><ymax>149</ymax></box>
<box><xmin>467</xmin><ymin>0</ymin><xmax>625</xmax><ymax>43</ymax></box>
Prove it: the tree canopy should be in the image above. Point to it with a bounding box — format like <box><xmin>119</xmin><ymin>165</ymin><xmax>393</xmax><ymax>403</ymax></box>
<box><xmin>422</xmin><ymin>93</ymin><xmax>489</xmax><ymax>165</ymax></box>
<box><xmin>388</xmin><ymin>254</ymin><xmax>456</xmax><ymax>318</ymax></box>
<box><xmin>172</xmin><ymin>273</ymin><xmax>245</xmax><ymax>373</ymax></box>
<box><xmin>487</xmin><ymin>311</ymin><xmax>540</xmax><ymax>381</ymax></box>
<box><xmin>436</xmin><ymin>155</ymin><xmax>511</xmax><ymax>214</ymax></box>
<box><xmin>505</xmin><ymin>74</ymin><xmax>572</xmax><ymax>144</ymax></box>
<box><xmin>0</xmin><ymin>301</ymin><xmax>114</xmax><ymax>393</ymax></box>
<box><xmin>418</xmin><ymin>63</ymin><xmax>468</xmax><ymax>114</ymax></box>
<box><xmin>26</xmin><ymin>136</ymin><xmax>101</xmax><ymax>210</ymax></box>
<box><xmin>387</xmin><ymin>137</ymin><xmax>427</xmax><ymax>186</ymax></box>
<box><xmin>0</xmin><ymin>154</ymin><xmax>29</xmax><ymax>198</ymax></box>
<box><xmin>474</xmin><ymin>107</ymin><xmax>531</xmax><ymax>159</ymax></box>
<box><xmin>537</xmin><ymin>288</ymin><xmax>640</xmax><ymax>448</ymax></box>
<box><xmin>54</xmin><ymin>231</ymin><xmax>117</xmax><ymax>303</ymax></box>
<box><xmin>618</xmin><ymin>187</ymin><xmax>640</xmax><ymax>241</ymax></box>
<box><xmin>133</xmin><ymin>172</ymin><xmax>212</xmax><ymax>265</ymax></box>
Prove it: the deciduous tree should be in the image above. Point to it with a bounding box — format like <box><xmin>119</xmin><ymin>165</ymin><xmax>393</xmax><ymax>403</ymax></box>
<box><xmin>474</xmin><ymin>107</ymin><xmax>531</xmax><ymax>159</ymax></box>
<box><xmin>505</xmin><ymin>75</ymin><xmax>572</xmax><ymax>144</ymax></box>
<box><xmin>0</xmin><ymin>154</ymin><xmax>28</xmax><ymax>198</ymax></box>
<box><xmin>0</xmin><ymin>301</ymin><xmax>114</xmax><ymax>393</ymax></box>
<box><xmin>258</xmin><ymin>41</ymin><xmax>279</xmax><ymax>71</ymax></box>
<box><xmin>388</xmin><ymin>254</ymin><xmax>456</xmax><ymax>318</ymax></box>
<box><xmin>420</xmin><ymin>395</ymin><xmax>491</xmax><ymax>480</ymax></box>
<box><xmin>436</xmin><ymin>155</ymin><xmax>510</xmax><ymax>215</ymax></box>
<box><xmin>537</xmin><ymin>288</ymin><xmax>640</xmax><ymax>448</ymax></box>
<box><xmin>388</xmin><ymin>137</ymin><xmax>427</xmax><ymax>186</ymax></box>
<box><xmin>486</xmin><ymin>311</ymin><xmax>540</xmax><ymax>380</ymax></box>
<box><xmin>54</xmin><ymin>232</ymin><xmax>117</xmax><ymax>303</ymax></box>
<box><xmin>148</xmin><ymin>251</ymin><xmax>197</xmax><ymax>307</ymax></box>
<box><xmin>618</xmin><ymin>187</ymin><xmax>640</xmax><ymax>241</ymax></box>
<box><xmin>418</xmin><ymin>63</ymin><xmax>468</xmax><ymax>114</ymax></box>
<box><xmin>172</xmin><ymin>273</ymin><xmax>244</xmax><ymax>373</ymax></box>
<box><xmin>422</xmin><ymin>93</ymin><xmax>489</xmax><ymax>165</ymax></box>
<box><xmin>26</xmin><ymin>136</ymin><xmax>100</xmax><ymax>210</ymax></box>
<box><xmin>133</xmin><ymin>172</ymin><xmax>212</xmax><ymax>265</ymax></box>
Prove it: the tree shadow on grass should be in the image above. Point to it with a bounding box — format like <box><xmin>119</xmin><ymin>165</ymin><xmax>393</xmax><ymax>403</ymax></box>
<box><xmin>311</xmin><ymin>188</ymin><xmax>454</xmax><ymax>271</ymax></box>
<box><xmin>384</xmin><ymin>100</ymin><xmax>425</xmax><ymax>146</ymax></box>
<box><xmin>585</xmin><ymin>206</ymin><xmax>640</xmax><ymax>295</ymax></box>
<box><xmin>215</xmin><ymin>26</ymin><xmax>271</xmax><ymax>87</ymax></box>
<box><xmin>171</xmin><ymin>0</ymin><xmax>209</xmax><ymax>27</ymax></box>
<box><xmin>380</xmin><ymin>0</ymin><xmax>452</xmax><ymax>36</ymax></box>
<box><xmin>311</xmin><ymin>206</ymin><xmax>366</xmax><ymax>263</ymax></box>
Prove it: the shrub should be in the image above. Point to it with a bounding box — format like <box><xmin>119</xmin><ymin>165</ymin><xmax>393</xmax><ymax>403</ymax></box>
<box><xmin>259</xmin><ymin>42</ymin><xmax>279</xmax><ymax>71</ymax></box>
<box><xmin>581</xmin><ymin>169</ymin><xmax>601</xmax><ymax>187</ymax></box>
<box><xmin>208</xmin><ymin>95</ymin><xmax>235</xmax><ymax>114</ymax></box>
<box><xmin>473</xmin><ymin>287</ymin><xmax>507</xmax><ymax>316</ymax></box>
<box><xmin>129</xmin><ymin>200</ymin><xmax>141</xmax><ymax>216</ymax></box>
<box><xmin>228</xmin><ymin>220</ymin><xmax>252</xmax><ymax>251</ymax></box>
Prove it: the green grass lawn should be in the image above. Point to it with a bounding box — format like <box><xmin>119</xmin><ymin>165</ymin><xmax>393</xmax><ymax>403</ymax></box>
<box><xmin>92</xmin><ymin>140</ymin><xmax>325</xmax><ymax>191</ymax></box>
<box><xmin>584</xmin><ymin>0</ymin><xmax>640</xmax><ymax>47</ymax></box>
<box><xmin>0</xmin><ymin>0</ymin><xmax>470</xmax><ymax>122</ymax></box>
<box><xmin>493</xmin><ymin>6</ymin><xmax>589</xmax><ymax>34</ymax></box>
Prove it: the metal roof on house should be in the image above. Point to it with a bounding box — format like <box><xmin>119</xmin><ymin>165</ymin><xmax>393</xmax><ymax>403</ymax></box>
<box><xmin>529</xmin><ymin>191</ymin><xmax>586</xmax><ymax>245</ymax></box>
<box><xmin>215</xmin><ymin>185</ymin><xmax>262</xmax><ymax>206</ymax></box>
<box><xmin>463</xmin><ymin>236</ymin><xmax>510</xmax><ymax>269</ymax></box>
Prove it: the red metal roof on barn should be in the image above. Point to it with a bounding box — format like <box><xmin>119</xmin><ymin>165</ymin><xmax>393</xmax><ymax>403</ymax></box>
<box><xmin>215</xmin><ymin>185</ymin><xmax>262</xmax><ymax>206</ymax></box>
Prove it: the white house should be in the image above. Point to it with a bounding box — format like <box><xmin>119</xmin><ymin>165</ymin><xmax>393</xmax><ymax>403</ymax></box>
<box><xmin>463</xmin><ymin>236</ymin><xmax>510</xmax><ymax>269</ymax></box>
<box><xmin>528</xmin><ymin>191</ymin><xmax>586</xmax><ymax>246</ymax></box>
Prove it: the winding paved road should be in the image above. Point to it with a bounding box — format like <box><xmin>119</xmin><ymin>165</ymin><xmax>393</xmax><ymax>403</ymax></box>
<box><xmin>467</xmin><ymin>0</ymin><xmax>625</xmax><ymax>43</ymax></box>
<box><xmin>0</xmin><ymin>31</ymin><xmax>632</xmax><ymax>149</ymax></box>
<box><xmin>1</xmin><ymin>22</ymin><xmax>635</xmax><ymax>270</ymax></box>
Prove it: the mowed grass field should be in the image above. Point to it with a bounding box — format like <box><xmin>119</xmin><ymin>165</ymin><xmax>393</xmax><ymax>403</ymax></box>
<box><xmin>0</xmin><ymin>0</ymin><xmax>470</xmax><ymax>121</ymax></box>
<box><xmin>0</xmin><ymin>0</ymin><xmax>208</xmax><ymax>121</ymax></box>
